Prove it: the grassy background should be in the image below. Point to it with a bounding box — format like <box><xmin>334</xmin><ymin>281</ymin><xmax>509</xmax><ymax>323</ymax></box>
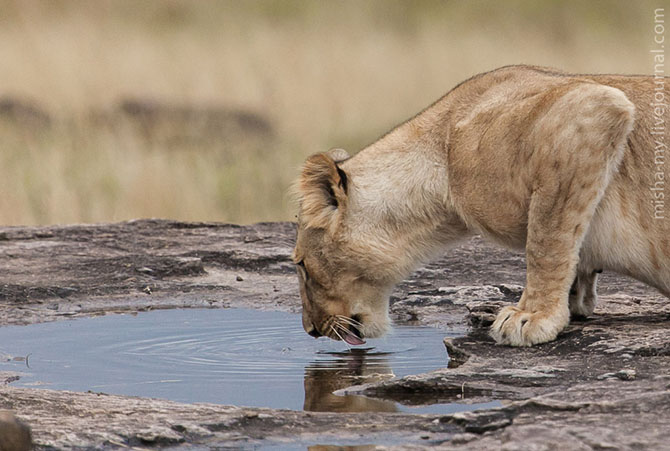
<box><xmin>0</xmin><ymin>0</ymin><xmax>661</xmax><ymax>225</ymax></box>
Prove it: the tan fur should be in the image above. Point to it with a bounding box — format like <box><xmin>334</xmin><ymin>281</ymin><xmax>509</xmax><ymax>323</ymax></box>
<box><xmin>293</xmin><ymin>65</ymin><xmax>669</xmax><ymax>346</ymax></box>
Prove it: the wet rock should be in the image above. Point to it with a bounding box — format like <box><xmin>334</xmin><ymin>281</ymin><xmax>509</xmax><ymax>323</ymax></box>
<box><xmin>135</xmin><ymin>256</ymin><xmax>206</xmax><ymax>278</ymax></box>
<box><xmin>0</xmin><ymin>386</ymin><xmax>459</xmax><ymax>448</ymax></box>
<box><xmin>133</xmin><ymin>425</ymin><xmax>184</xmax><ymax>445</ymax></box>
<box><xmin>597</xmin><ymin>369</ymin><xmax>636</xmax><ymax>381</ymax></box>
<box><xmin>0</xmin><ymin>410</ymin><xmax>32</xmax><ymax>451</ymax></box>
<box><xmin>0</xmin><ymin>220</ymin><xmax>668</xmax><ymax>448</ymax></box>
<box><xmin>449</xmin><ymin>410</ymin><xmax>513</xmax><ymax>433</ymax></box>
<box><xmin>0</xmin><ymin>220</ymin><xmax>300</xmax><ymax>321</ymax></box>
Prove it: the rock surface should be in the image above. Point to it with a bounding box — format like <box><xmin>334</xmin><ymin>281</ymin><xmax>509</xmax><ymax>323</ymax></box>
<box><xmin>0</xmin><ymin>219</ymin><xmax>669</xmax><ymax>449</ymax></box>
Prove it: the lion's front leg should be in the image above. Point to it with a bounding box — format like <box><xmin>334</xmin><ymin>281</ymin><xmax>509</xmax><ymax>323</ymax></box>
<box><xmin>490</xmin><ymin>83</ymin><xmax>634</xmax><ymax>346</ymax></box>
<box><xmin>491</xmin><ymin>183</ymin><xmax>608</xmax><ymax>346</ymax></box>
<box><xmin>490</xmin><ymin>183</ymin><xmax>605</xmax><ymax>346</ymax></box>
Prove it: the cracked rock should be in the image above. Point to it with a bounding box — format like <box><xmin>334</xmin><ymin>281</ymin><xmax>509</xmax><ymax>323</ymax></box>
<box><xmin>0</xmin><ymin>221</ymin><xmax>669</xmax><ymax>449</ymax></box>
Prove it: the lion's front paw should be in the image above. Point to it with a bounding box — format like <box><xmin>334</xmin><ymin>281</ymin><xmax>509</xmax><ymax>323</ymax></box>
<box><xmin>490</xmin><ymin>306</ymin><xmax>568</xmax><ymax>346</ymax></box>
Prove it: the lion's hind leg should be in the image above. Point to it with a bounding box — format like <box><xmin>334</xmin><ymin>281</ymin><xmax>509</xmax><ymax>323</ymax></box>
<box><xmin>491</xmin><ymin>83</ymin><xmax>635</xmax><ymax>346</ymax></box>
<box><xmin>569</xmin><ymin>268</ymin><xmax>601</xmax><ymax>319</ymax></box>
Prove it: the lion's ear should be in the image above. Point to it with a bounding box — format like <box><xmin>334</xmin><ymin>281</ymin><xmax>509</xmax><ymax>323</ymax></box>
<box><xmin>326</xmin><ymin>148</ymin><xmax>350</xmax><ymax>163</ymax></box>
<box><xmin>297</xmin><ymin>153</ymin><xmax>349</xmax><ymax>230</ymax></box>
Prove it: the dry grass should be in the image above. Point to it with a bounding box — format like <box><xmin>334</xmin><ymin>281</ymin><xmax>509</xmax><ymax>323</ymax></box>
<box><xmin>0</xmin><ymin>0</ymin><xmax>659</xmax><ymax>225</ymax></box>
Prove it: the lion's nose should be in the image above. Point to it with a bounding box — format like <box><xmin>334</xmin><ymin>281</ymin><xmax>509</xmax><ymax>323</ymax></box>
<box><xmin>307</xmin><ymin>326</ymin><xmax>322</xmax><ymax>338</ymax></box>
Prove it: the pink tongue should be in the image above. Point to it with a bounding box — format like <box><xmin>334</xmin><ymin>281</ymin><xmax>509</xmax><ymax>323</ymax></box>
<box><xmin>343</xmin><ymin>332</ymin><xmax>366</xmax><ymax>346</ymax></box>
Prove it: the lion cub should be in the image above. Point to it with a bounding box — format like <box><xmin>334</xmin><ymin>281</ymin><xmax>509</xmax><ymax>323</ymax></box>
<box><xmin>293</xmin><ymin>65</ymin><xmax>669</xmax><ymax>347</ymax></box>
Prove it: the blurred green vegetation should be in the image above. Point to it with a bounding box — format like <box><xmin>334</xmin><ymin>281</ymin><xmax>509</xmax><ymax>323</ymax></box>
<box><xmin>0</xmin><ymin>0</ymin><xmax>659</xmax><ymax>225</ymax></box>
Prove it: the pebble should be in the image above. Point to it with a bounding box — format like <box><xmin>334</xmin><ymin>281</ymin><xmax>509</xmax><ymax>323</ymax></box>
<box><xmin>597</xmin><ymin>369</ymin><xmax>636</xmax><ymax>381</ymax></box>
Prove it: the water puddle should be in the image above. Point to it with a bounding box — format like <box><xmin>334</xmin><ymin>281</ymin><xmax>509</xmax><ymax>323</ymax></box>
<box><xmin>0</xmin><ymin>308</ymin><xmax>497</xmax><ymax>414</ymax></box>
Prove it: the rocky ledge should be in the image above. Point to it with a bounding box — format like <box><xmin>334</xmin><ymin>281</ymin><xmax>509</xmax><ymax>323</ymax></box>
<box><xmin>0</xmin><ymin>219</ymin><xmax>668</xmax><ymax>449</ymax></box>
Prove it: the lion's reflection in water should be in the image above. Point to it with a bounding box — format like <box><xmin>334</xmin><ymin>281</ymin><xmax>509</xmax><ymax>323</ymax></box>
<box><xmin>303</xmin><ymin>348</ymin><xmax>398</xmax><ymax>413</ymax></box>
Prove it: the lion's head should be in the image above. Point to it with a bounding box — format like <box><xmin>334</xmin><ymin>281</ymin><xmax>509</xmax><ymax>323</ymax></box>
<box><xmin>292</xmin><ymin>149</ymin><xmax>395</xmax><ymax>345</ymax></box>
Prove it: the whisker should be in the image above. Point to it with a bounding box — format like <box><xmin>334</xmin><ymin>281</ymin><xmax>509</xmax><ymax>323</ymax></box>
<box><xmin>335</xmin><ymin>317</ymin><xmax>358</xmax><ymax>327</ymax></box>
<box><xmin>333</xmin><ymin>322</ymin><xmax>359</xmax><ymax>343</ymax></box>
<box><xmin>333</xmin><ymin>321</ymin><xmax>350</xmax><ymax>334</ymax></box>
<box><xmin>336</xmin><ymin>315</ymin><xmax>363</xmax><ymax>328</ymax></box>
<box><xmin>322</xmin><ymin>317</ymin><xmax>334</xmax><ymax>334</ymax></box>
<box><xmin>336</xmin><ymin>320</ymin><xmax>362</xmax><ymax>338</ymax></box>
<box><xmin>330</xmin><ymin>323</ymin><xmax>348</xmax><ymax>345</ymax></box>
<box><xmin>334</xmin><ymin>318</ymin><xmax>353</xmax><ymax>329</ymax></box>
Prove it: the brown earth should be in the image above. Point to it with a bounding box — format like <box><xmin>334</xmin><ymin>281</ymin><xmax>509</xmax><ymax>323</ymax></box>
<box><xmin>0</xmin><ymin>219</ymin><xmax>668</xmax><ymax>449</ymax></box>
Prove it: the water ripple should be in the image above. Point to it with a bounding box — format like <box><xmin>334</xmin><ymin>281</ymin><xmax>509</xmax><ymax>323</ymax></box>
<box><xmin>0</xmin><ymin>308</ymin><xmax>452</xmax><ymax>410</ymax></box>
